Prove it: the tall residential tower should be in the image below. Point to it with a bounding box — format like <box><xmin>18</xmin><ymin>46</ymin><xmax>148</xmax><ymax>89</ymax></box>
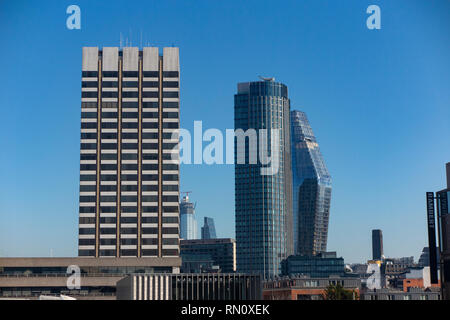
<box><xmin>234</xmin><ymin>78</ymin><xmax>293</xmax><ymax>277</ymax></box>
<box><xmin>291</xmin><ymin>110</ymin><xmax>331</xmax><ymax>256</ymax></box>
<box><xmin>180</xmin><ymin>195</ymin><xmax>197</xmax><ymax>240</ymax></box>
<box><xmin>78</xmin><ymin>47</ymin><xmax>180</xmax><ymax>258</ymax></box>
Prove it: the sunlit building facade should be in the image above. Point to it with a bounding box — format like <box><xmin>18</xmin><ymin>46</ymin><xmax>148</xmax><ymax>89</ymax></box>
<box><xmin>78</xmin><ymin>47</ymin><xmax>180</xmax><ymax>258</ymax></box>
<box><xmin>180</xmin><ymin>195</ymin><xmax>197</xmax><ymax>240</ymax></box>
<box><xmin>234</xmin><ymin>79</ymin><xmax>293</xmax><ymax>278</ymax></box>
<box><xmin>291</xmin><ymin>110</ymin><xmax>331</xmax><ymax>256</ymax></box>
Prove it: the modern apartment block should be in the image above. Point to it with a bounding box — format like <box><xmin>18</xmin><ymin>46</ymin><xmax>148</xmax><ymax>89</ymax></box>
<box><xmin>290</xmin><ymin>110</ymin><xmax>331</xmax><ymax>256</ymax></box>
<box><xmin>180</xmin><ymin>194</ymin><xmax>197</xmax><ymax>240</ymax></box>
<box><xmin>79</xmin><ymin>47</ymin><xmax>180</xmax><ymax>258</ymax></box>
<box><xmin>234</xmin><ymin>78</ymin><xmax>293</xmax><ymax>277</ymax></box>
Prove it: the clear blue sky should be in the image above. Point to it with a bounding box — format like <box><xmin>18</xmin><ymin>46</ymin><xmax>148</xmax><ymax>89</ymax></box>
<box><xmin>0</xmin><ymin>0</ymin><xmax>449</xmax><ymax>263</ymax></box>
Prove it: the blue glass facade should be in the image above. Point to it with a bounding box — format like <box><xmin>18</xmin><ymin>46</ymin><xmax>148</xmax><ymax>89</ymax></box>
<box><xmin>281</xmin><ymin>252</ymin><xmax>346</xmax><ymax>278</ymax></box>
<box><xmin>234</xmin><ymin>80</ymin><xmax>293</xmax><ymax>278</ymax></box>
<box><xmin>180</xmin><ymin>196</ymin><xmax>197</xmax><ymax>240</ymax></box>
<box><xmin>291</xmin><ymin>110</ymin><xmax>331</xmax><ymax>256</ymax></box>
<box><xmin>201</xmin><ymin>217</ymin><xmax>217</xmax><ymax>239</ymax></box>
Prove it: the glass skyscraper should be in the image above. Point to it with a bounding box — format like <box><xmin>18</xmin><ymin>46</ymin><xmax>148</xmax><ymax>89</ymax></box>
<box><xmin>290</xmin><ymin>110</ymin><xmax>331</xmax><ymax>256</ymax></box>
<box><xmin>234</xmin><ymin>79</ymin><xmax>293</xmax><ymax>278</ymax></box>
<box><xmin>201</xmin><ymin>217</ymin><xmax>217</xmax><ymax>239</ymax></box>
<box><xmin>180</xmin><ymin>195</ymin><xmax>197</xmax><ymax>240</ymax></box>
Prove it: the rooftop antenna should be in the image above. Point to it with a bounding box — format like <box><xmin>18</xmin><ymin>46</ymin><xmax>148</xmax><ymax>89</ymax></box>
<box><xmin>140</xmin><ymin>29</ymin><xmax>143</xmax><ymax>49</ymax></box>
<box><xmin>120</xmin><ymin>32</ymin><xmax>123</xmax><ymax>49</ymax></box>
<box><xmin>129</xmin><ymin>28</ymin><xmax>132</xmax><ymax>47</ymax></box>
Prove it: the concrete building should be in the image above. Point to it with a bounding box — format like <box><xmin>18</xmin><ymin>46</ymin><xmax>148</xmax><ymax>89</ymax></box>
<box><xmin>361</xmin><ymin>287</ymin><xmax>441</xmax><ymax>300</ymax></box>
<box><xmin>234</xmin><ymin>78</ymin><xmax>293</xmax><ymax>278</ymax></box>
<box><xmin>180</xmin><ymin>238</ymin><xmax>236</xmax><ymax>273</ymax></box>
<box><xmin>180</xmin><ymin>195</ymin><xmax>197</xmax><ymax>240</ymax></box>
<box><xmin>383</xmin><ymin>258</ymin><xmax>415</xmax><ymax>277</ymax></box>
<box><xmin>291</xmin><ymin>110</ymin><xmax>332</xmax><ymax>256</ymax></box>
<box><xmin>263</xmin><ymin>276</ymin><xmax>360</xmax><ymax>300</ymax></box>
<box><xmin>79</xmin><ymin>46</ymin><xmax>180</xmax><ymax>258</ymax></box>
<box><xmin>0</xmin><ymin>257</ymin><xmax>180</xmax><ymax>299</ymax></box>
<box><xmin>402</xmin><ymin>267</ymin><xmax>441</xmax><ymax>292</ymax></box>
<box><xmin>116</xmin><ymin>273</ymin><xmax>262</xmax><ymax>300</ymax></box>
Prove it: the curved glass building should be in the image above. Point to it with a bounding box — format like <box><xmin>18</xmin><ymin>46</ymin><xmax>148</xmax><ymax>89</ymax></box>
<box><xmin>234</xmin><ymin>79</ymin><xmax>293</xmax><ymax>278</ymax></box>
<box><xmin>291</xmin><ymin>110</ymin><xmax>331</xmax><ymax>256</ymax></box>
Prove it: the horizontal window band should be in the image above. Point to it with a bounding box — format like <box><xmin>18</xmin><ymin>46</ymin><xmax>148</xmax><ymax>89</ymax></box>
<box><xmin>82</xmin><ymin>71</ymin><xmax>98</xmax><ymax>77</ymax></box>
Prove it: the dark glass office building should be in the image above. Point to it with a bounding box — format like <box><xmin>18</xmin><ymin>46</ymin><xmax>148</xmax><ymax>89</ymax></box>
<box><xmin>291</xmin><ymin>110</ymin><xmax>331</xmax><ymax>256</ymax></box>
<box><xmin>180</xmin><ymin>238</ymin><xmax>236</xmax><ymax>273</ymax></box>
<box><xmin>372</xmin><ymin>229</ymin><xmax>384</xmax><ymax>260</ymax></box>
<box><xmin>281</xmin><ymin>252</ymin><xmax>348</xmax><ymax>278</ymax></box>
<box><xmin>234</xmin><ymin>79</ymin><xmax>293</xmax><ymax>278</ymax></box>
<box><xmin>201</xmin><ymin>217</ymin><xmax>217</xmax><ymax>239</ymax></box>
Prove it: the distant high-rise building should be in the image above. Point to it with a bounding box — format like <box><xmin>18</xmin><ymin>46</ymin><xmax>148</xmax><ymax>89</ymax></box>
<box><xmin>201</xmin><ymin>217</ymin><xmax>216</xmax><ymax>239</ymax></box>
<box><xmin>290</xmin><ymin>110</ymin><xmax>331</xmax><ymax>256</ymax></box>
<box><xmin>78</xmin><ymin>47</ymin><xmax>180</xmax><ymax>258</ymax></box>
<box><xmin>180</xmin><ymin>195</ymin><xmax>197</xmax><ymax>240</ymax></box>
<box><xmin>234</xmin><ymin>78</ymin><xmax>293</xmax><ymax>277</ymax></box>
<box><xmin>372</xmin><ymin>229</ymin><xmax>384</xmax><ymax>260</ymax></box>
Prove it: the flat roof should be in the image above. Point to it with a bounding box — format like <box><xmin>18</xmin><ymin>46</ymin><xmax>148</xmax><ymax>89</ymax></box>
<box><xmin>0</xmin><ymin>257</ymin><xmax>181</xmax><ymax>268</ymax></box>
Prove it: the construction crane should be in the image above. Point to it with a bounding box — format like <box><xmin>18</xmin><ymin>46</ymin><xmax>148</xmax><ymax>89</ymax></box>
<box><xmin>181</xmin><ymin>191</ymin><xmax>192</xmax><ymax>201</ymax></box>
<box><xmin>180</xmin><ymin>191</ymin><xmax>196</xmax><ymax>208</ymax></box>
